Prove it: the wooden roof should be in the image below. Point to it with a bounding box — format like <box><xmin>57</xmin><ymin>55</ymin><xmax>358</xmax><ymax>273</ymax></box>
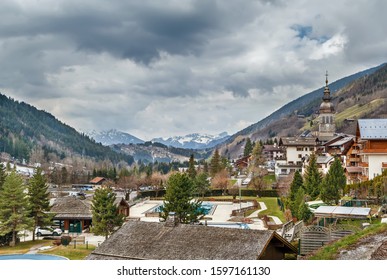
<box><xmin>86</xmin><ymin>221</ymin><xmax>296</xmax><ymax>260</ymax></box>
<box><xmin>50</xmin><ymin>196</ymin><xmax>92</xmax><ymax>219</ymax></box>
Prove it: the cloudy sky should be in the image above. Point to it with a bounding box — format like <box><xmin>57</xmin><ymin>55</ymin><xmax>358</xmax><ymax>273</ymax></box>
<box><xmin>1</xmin><ymin>0</ymin><xmax>387</xmax><ymax>140</ymax></box>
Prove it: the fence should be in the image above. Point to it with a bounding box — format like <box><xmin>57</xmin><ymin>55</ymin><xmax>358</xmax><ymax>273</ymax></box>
<box><xmin>299</xmin><ymin>225</ymin><xmax>358</xmax><ymax>255</ymax></box>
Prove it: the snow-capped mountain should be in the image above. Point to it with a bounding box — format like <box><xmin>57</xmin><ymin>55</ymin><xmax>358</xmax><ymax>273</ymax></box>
<box><xmin>151</xmin><ymin>132</ymin><xmax>229</xmax><ymax>149</ymax></box>
<box><xmin>87</xmin><ymin>129</ymin><xmax>144</xmax><ymax>146</ymax></box>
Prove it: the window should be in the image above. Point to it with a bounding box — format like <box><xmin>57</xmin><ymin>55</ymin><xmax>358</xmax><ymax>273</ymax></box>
<box><xmin>296</xmin><ymin>147</ymin><xmax>303</xmax><ymax>151</ymax></box>
<box><xmin>298</xmin><ymin>154</ymin><xmax>302</xmax><ymax>158</ymax></box>
<box><xmin>310</xmin><ymin>147</ymin><xmax>314</xmax><ymax>151</ymax></box>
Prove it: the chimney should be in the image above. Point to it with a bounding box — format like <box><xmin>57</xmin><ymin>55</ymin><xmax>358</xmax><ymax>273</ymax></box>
<box><xmin>164</xmin><ymin>212</ymin><xmax>178</xmax><ymax>227</ymax></box>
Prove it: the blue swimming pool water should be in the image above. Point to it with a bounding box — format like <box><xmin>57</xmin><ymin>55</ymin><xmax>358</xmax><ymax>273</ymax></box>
<box><xmin>0</xmin><ymin>254</ymin><xmax>68</xmax><ymax>260</ymax></box>
<box><xmin>152</xmin><ymin>202</ymin><xmax>215</xmax><ymax>215</ymax></box>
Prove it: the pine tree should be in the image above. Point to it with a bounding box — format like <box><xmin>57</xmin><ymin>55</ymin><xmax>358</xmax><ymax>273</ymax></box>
<box><xmin>251</xmin><ymin>142</ymin><xmax>265</xmax><ymax>168</ymax></box>
<box><xmin>303</xmin><ymin>154</ymin><xmax>322</xmax><ymax>199</ymax></box>
<box><xmin>289</xmin><ymin>170</ymin><xmax>303</xmax><ymax>201</ymax></box>
<box><xmin>91</xmin><ymin>187</ymin><xmax>124</xmax><ymax>240</ymax></box>
<box><xmin>210</xmin><ymin>149</ymin><xmax>221</xmax><ymax>177</ymax></box>
<box><xmin>243</xmin><ymin>137</ymin><xmax>253</xmax><ymax>156</ymax></box>
<box><xmin>161</xmin><ymin>173</ymin><xmax>203</xmax><ymax>224</ymax></box>
<box><xmin>0</xmin><ymin>163</ymin><xmax>6</xmax><ymax>191</ymax></box>
<box><xmin>187</xmin><ymin>154</ymin><xmax>197</xmax><ymax>179</ymax></box>
<box><xmin>0</xmin><ymin>171</ymin><xmax>33</xmax><ymax>246</ymax></box>
<box><xmin>28</xmin><ymin>168</ymin><xmax>52</xmax><ymax>241</ymax></box>
<box><xmin>321</xmin><ymin>157</ymin><xmax>346</xmax><ymax>204</ymax></box>
<box><xmin>195</xmin><ymin>172</ymin><xmax>210</xmax><ymax>198</ymax></box>
<box><xmin>298</xmin><ymin>202</ymin><xmax>312</xmax><ymax>222</ymax></box>
<box><xmin>291</xmin><ymin>187</ymin><xmax>305</xmax><ymax>218</ymax></box>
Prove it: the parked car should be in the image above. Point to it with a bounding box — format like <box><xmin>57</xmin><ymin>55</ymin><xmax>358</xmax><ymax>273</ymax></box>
<box><xmin>35</xmin><ymin>227</ymin><xmax>63</xmax><ymax>237</ymax></box>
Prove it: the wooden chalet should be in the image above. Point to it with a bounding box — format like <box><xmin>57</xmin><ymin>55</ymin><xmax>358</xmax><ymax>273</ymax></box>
<box><xmin>51</xmin><ymin>195</ymin><xmax>130</xmax><ymax>233</ymax></box>
<box><xmin>86</xmin><ymin>220</ymin><xmax>297</xmax><ymax>260</ymax></box>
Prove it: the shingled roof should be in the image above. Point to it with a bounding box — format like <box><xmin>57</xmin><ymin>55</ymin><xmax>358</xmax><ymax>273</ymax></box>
<box><xmin>50</xmin><ymin>196</ymin><xmax>92</xmax><ymax>220</ymax></box>
<box><xmin>86</xmin><ymin>221</ymin><xmax>296</xmax><ymax>260</ymax></box>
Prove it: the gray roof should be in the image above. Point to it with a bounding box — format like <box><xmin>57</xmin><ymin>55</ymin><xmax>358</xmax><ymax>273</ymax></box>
<box><xmin>316</xmin><ymin>156</ymin><xmax>334</xmax><ymax>164</ymax></box>
<box><xmin>86</xmin><ymin>221</ymin><xmax>296</xmax><ymax>260</ymax></box>
<box><xmin>50</xmin><ymin>196</ymin><xmax>92</xmax><ymax>219</ymax></box>
<box><xmin>329</xmin><ymin>136</ymin><xmax>354</xmax><ymax>146</ymax></box>
<box><xmin>358</xmin><ymin>119</ymin><xmax>387</xmax><ymax>139</ymax></box>
<box><xmin>280</xmin><ymin>137</ymin><xmax>317</xmax><ymax>146</ymax></box>
<box><xmin>314</xmin><ymin>206</ymin><xmax>371</xmax><ymax>219</ymax></box>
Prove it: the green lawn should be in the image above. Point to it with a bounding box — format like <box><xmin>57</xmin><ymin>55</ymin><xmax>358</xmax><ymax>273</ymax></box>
<box><xmin>0</xmin><ymin>239</ymin><xmax>95</xmax><ymax>260</ymax></box>
<box><xmin>256</xmin><ymin>197</ymin><xmax>285</xmax><ymax>222</ymax></box>
<box><xmin>0</xmin><ymin>240</ymin><xmax>52</xmax><ymax>255</ymax></box>
<box><xmin>42</xmin><ymin>244</ymin><xmax>96</xmax><ymax>260</ymax></box>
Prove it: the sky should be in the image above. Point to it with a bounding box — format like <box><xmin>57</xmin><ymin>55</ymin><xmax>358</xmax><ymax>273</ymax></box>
<box><xmin>1</xmin><ymin>0</ymin><xmax>387</xmax><ymax>140</ymax></box>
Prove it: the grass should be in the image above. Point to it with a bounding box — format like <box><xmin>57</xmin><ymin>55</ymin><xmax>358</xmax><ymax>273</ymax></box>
<box><xmin>335</xmin><ymin>98</ymin><xmax>385</xmax><ymax>124</ymax></box>
<box><xmin>256</xmin><ymin>197</ymin><xmax>285</xmax><ymax>222</ymax></box>
<box><xmin>0</xmin><ymin>239</ymin><xmax>96</xmax><ymax>260</ymax></box>
<box><xmin>307</xmin><ymin>223</ymin><xmax>387</xmax><ymax>260</ymax></box>
<box><xmin>42</xmin><ymin>243</ymin><xmax>96</xmax><ymax>260</ymax></box>
<box><xmin>263</xmin><ymin>174</ymin><xmax>276</xmax><ymax>185</ymax></box>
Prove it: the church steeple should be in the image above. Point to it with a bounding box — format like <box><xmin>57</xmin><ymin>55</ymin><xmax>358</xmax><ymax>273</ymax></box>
<box><xmin>322</xmin><ymin>71</ymin><xmax>331</xmax><ymax>102</ymax></box>
<box><xmin>318</xmin><ymin>71</ymin><xmax>335</xmax><ymax>138</ymax></box>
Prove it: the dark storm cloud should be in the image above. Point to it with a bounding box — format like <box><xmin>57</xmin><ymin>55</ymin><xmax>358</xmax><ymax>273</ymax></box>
<box><xmin>0</xmin><ymin>0</ymin><xmax>386</xmax><ymax>139</ymax></box>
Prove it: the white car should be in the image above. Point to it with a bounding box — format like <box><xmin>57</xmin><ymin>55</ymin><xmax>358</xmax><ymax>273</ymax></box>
<box><xmin>35</xmin><ymin>227</ymin><xmax>63</xmax><ymax>237</ymax></box>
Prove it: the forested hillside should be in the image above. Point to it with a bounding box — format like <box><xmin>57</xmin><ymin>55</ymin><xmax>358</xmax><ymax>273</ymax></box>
<box><xmin>0</xmin><ymin>93</ymin><xmax>134</xmax><ymax>165</ymax></box>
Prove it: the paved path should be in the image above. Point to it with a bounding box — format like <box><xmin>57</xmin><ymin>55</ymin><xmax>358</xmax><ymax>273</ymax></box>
<box><xmin>247</xmin><ymin>202</ymin><xmax>283</xmax><ymax>225</ymax></box>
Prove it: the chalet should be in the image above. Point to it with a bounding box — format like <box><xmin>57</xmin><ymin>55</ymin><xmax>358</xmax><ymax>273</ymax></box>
<box><xmin>86</xmin><ymin>220</ymin><xmax>297</xmax><ymax>260</ymax></box>
<box><xmin>262</xmin><ymin>145</ymin><xmax>285</xmax><ymax>162</ymax></box>
<box><xmin>50</xmin><ymin>195</ymin><xmax>130</xmax><ymax>233</ymax></box>
<box><xmin>356</xmin><ymin>119</ymin><xmax>387</xmax><ymax>180</ymax></box>
<box><xmin>50</xmin><ymin>196</ymin><xmax>92</xmax><ymax>233</ymax></box>
<box><xmin>89</xmin><ymin>177</ymin><xmax>107</xmax><ymax>188</ymax></box>
<box><xmin>234</xmin><ymin>155</ymin><xmax>251</xmax><ymax>171</ymax></box>
<box><xmin>275</xmin><ymin>137</ymin><xmax>318</xmax><ymax>177</ymax></box>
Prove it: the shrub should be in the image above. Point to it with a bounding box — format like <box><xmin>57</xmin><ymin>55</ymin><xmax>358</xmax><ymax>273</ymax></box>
<box><xmin>61</xmin><ymin>235</ymin><xmax>72</xmax><ymax>246</ymax></box>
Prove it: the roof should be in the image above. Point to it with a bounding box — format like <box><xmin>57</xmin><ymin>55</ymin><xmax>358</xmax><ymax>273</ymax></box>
<box><xmin>329</xmin><ymin>136</ymin><xmax>354</xmax><ymax>147</ymax></box>
<box><xmin>314</xmin><ymin>206</ymin><xmax>371</xmax><ymax>219</ymax></box>
<box><xmin>357</xmin><ymin>119</ymin><xmax>387</xmax><ymax>139</ymax></box>
<box><xmin>280</xmin><ymin>137</ymin><xmax>317</xmax><ymax>146</ymax></box>
<box><xmin>50</xmin><ymin>196</ymin><xmax>92</xmax><ymax>219</ymax></box>
<box><xmin>86</xmin><ymin>221</ymin><xmax>296</xmax><ymax>260</ymax></box>
<box><xmin>89</xmin><ymin>177</ymin><xmax>106</xmax><ymax>184</ymax></box>
<box><xmin>316</xmin><ymin>156</ymin><xmax>334</xmax><ymax>164</ymax></box>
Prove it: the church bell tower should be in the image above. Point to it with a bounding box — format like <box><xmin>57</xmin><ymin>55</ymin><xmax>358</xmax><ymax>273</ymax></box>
<box><xmin>318</xmin><ymin>71</ymin><xmax>336</xmax><ymax>138</ymax></box>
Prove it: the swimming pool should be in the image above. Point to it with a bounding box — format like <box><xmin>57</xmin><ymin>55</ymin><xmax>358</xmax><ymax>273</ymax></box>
<box><xmin>0</xmin><ymin>254</ymin><xmax>68</xmax><ymax>260</ymax></box>
<box><xmin>150</xmin><ymin>202</ymin><xmax>215</xmax><ymax>215</ymax></box>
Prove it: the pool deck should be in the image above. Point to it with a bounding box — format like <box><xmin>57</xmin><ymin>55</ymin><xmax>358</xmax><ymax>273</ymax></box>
<box><xmin>129</xmin><ymin>200</ymin><xmax>281</xmax><ymax>230</ymax></box>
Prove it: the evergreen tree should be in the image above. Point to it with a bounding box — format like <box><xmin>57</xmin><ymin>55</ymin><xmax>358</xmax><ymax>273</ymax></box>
<box><xmin>210</xmin><ymin>149</ymin><xmax>222</xmax><ymax>177</ymax></box>
<box><xmin>187</xmin><ymin>154</ymin><xmax>197</xmax><ymax>179</ymax></box>
<box><xmin>291</xmin><ymin>187</ymin><xmax>305</xmax><ymax>218</ymax></box>
<box><xmin>0</xmin><ymin>171</ymin><xmax>33</xmax><ymax>246</ymax></box>
<box><xmin>243</xmin><ymin>137</ymin><xmax>253</xmax><ymax>156</ymax></box>
<box><xmin>298</xmin><ymin>202</ymin><xmax>312</xmax><ymax>222</ymax></box>
<box><xmin>321</xmin><ymin>157</ymin><xmax>346</xmax><ymax>204</ymax></box>
<box><xmin>195</xmin><ymin>172</ymin><xmax>210</xmax><ymax>198</ymax></box>
<box><xmin>289</xmin><ymin>170</ymin><xmax>303</xmax><ymax>201</ymax></box>
<box><xmin>161</xmin><ymin>173</ymin><xmax>203</xmax><ymax>224</ymax></box>
<box><xmin>0</xmin><ymin>163</ymin><xmax>6</xmax><ymax>190</ymax></box>
<box><xmin>28</xmin><ymin>168</ymin><xmax>52</xmax><ymax>241</ymax></box>
<box><xmin>91</xmin><ymin>187</ymin><xmax>124</xmax><ymax>240</ymax></box>
<box><xmin>251</xmin><ymin>142</ymin><xmax>265</xmax><ymax>168</ymax></box>
<box><xmin>303</xmin><ymin>154</ymin><xmax>322</xmax><ymax>199</ymax></box>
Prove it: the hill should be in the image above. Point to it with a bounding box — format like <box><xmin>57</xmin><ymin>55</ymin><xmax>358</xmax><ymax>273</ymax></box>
<box><xmin>0</xmin><ymin>93</ymin><xmax>134</xmax><ymax>165</ymax></box>
<box><xmin>112</xmin><ymin>141</ymin><xmax>212</xmax><ymax>164</ymax></box>
<box><xmin>220</xmin><ymin>63</ymin><xmax>387</xmax><ymax>159</ymax></box>
<box><xmin>87</xmin><ymin>129</ymin><xmax>144</xmax><ymax>146</ymax></box>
